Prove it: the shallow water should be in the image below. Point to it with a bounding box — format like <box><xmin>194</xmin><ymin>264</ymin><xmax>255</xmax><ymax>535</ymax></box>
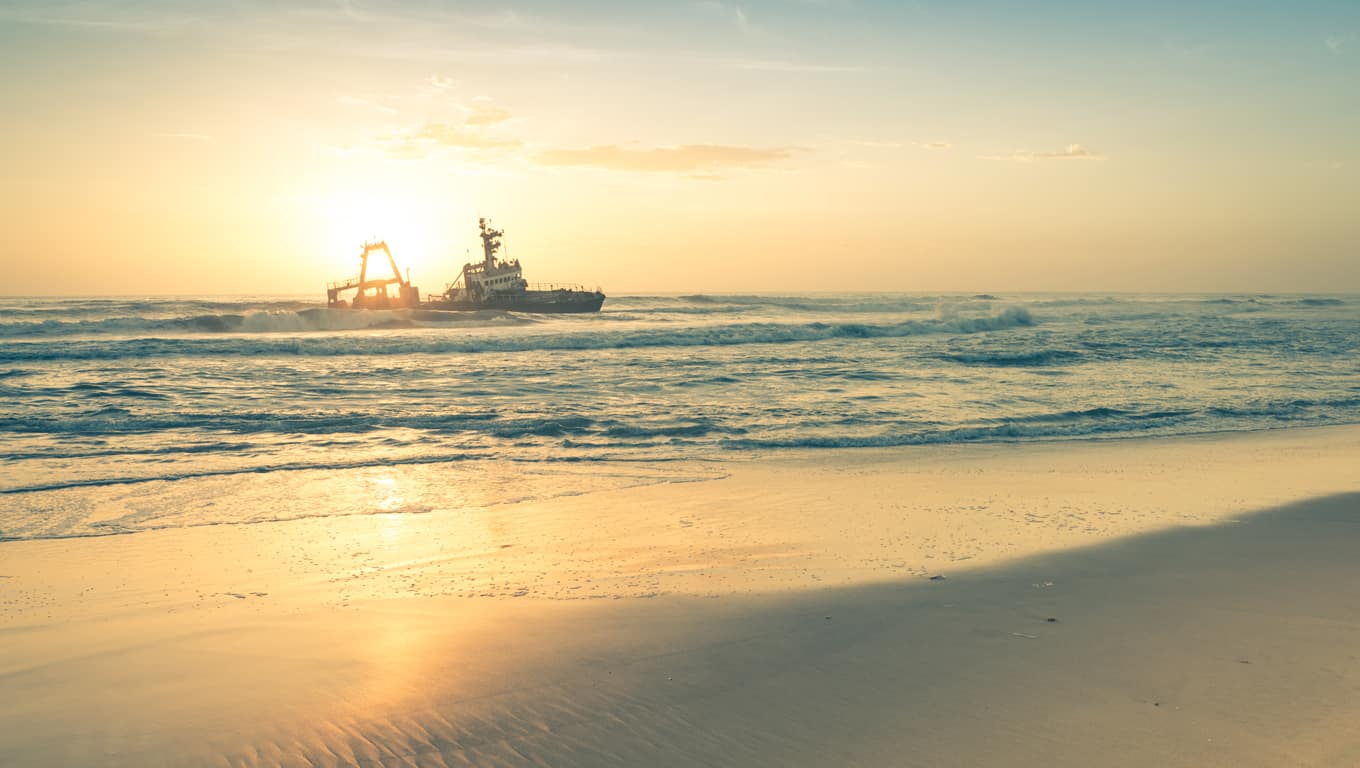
<box><xmin>1</xmin><ymin>292</ymin><xmax>1356</xmax><ymax>540</ymax></box>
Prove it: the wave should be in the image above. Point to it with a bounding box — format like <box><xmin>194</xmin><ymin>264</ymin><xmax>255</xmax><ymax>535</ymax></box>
<box><xmin>0</xmin><ymin>451</ymin><xmax>491</xmax><ymax>496</ymax></box>
<box><xmin>674</xmin><ymin>294</ymin><xmax>939</xmax><ymax>313</ymax></box>
<box><xmin>719</xmin><ymin>397</ymin><xmax>1360</xmax><ymax>451</ymax></box>
<box><xmin>1206</xmin><ymin>395</ymin><xmax>1360</xmax><ymax>419</ymax></box>
<box><xmin>25</xmin><ymin>388</ymin><xmax>1335</xmax><ymax>447</ymax></box>
<box><xmin>715</xmin><ymin>414</ymin><xmax>1196</xmax><ymax>451</ymax></box>
<box><xmin>1289</xmin><ymin>297</ymin><xmax>1346</xmax><ymax>307</ymax></box>
<box><xmin>0</xmin><ymin>409</ymin><xmax>504</xmax><ymax>436</ymax></box>
<box><xmin>1004</xmin><ymin>407</ymin><xmax>1196</xmax><ymax>424</ymax></box>
<box><xmin>942</xmin><ymin>348</ymin><xmax>1082</xmax><ymax>367</ymax></box>
<box><xmin>0</xmin><ymin>307</ymin><xmax>1037</xmax><ymax>361</ymax></box>
<box><xmin>717</xmin><ymin>420</ymin><xmax>1171</xmax><ymax>450</ymax></box>
<box><xmin>3</xmin><ymin>441</ymin><xmax>261</xmax><ymax>461</ymax></box>
<box><xmin>0</xmin><ymin>307</ymin><xmax>533</xmax><ymax>338</ymax></box>
<box><xmin>0</xmin><ymin>298</ymin><xmax>316</xmax><ymax>319</ymax></box>
<box><xmin>601</xmin><ymin>420</ymin><xmax>730</xmax><ymax>439</ymax></box>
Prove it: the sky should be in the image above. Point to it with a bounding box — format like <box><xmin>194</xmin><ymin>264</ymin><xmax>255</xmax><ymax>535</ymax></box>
<box><xmin>2</xmin><ymin>0</ymin><xmax>1357</xmax><ymax>295</ymax></box>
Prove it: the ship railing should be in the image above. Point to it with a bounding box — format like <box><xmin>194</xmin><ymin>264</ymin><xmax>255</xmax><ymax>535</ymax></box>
<box><xmin>524</xmin><ymin>282</ymin><xmax>592</xmax><ymax>293</ymax></box>
<box><xmin>329</xmin><ymin>275</ymin><xmax>408</xmax><ymax>291</ymax></box>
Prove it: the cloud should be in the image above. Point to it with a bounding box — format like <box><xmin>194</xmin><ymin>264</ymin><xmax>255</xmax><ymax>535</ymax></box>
<box><xmin>464</xmin><ymin>102</ymin><xmax>512</xmax><ymax>126</ymax></box>
<box><xmin>534</xmin><ymin>143</ymin><xmax>797</xmax><ymax>173</ymax></box>
<box><xmin>697</xmin><ymin>1</ymin><xmax>753</xmax><ymax>33</ymax></box>
<box><xmin>0</xmin><ymin>6</ymin><xmax>179</xmax><ymax>31</ymax></box>
<box><xmin>423</xmin><ymin>122</ymin><xmax>518</xmax><ymax>149</ymax></box>
<box><xmin>426</xmin><ymin>75</ymin><xmax>455</xmax><ymax>91</ymax></box>
<box><xmin>334</xmin><ymin>0</ymin><xmax>362</xmax><ymax>21</ymax></box>
<box><xmin>917</xmin><ymin>141</ymin><xmax>952</xmax><ymax>150</ymax></box>
<box><xmin>715</xmin><ymin>57</ymin><xmax>865</xmax><ymax>73</ymax></box>
<box><xmin>982</xmin><ymin>144</ymin><xmax>1103</xmax><ymax>162</ymax></box>
<box><xmin>338</xmin><ymin>94</ymin><xmax>397</xmax><ymax>114</ymax></box>
<box><xmin>414</xmin><ymin>122</ymin><xmax>518</xmax><ymax>148</ymax></box>
<box><xmin>378</xmin><ymin>119</ymin><xmax>520</xmax><ymax>158</ymax></box>
<box><xmin>1325</xmin><ymin>33</ymin><xmax>1354</xmax><ymax>54</ymax></box>
<box><xmin>368</xmin><ymin>94</ymin><xmax>520</xmax><ymax>157</ymax></box>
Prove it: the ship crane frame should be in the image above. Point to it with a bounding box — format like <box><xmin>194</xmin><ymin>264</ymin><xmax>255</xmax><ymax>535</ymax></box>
<box><xmin>325</xmin><ymin>241</ymin><xmax>420</xmax><ymax>309</ymax></box>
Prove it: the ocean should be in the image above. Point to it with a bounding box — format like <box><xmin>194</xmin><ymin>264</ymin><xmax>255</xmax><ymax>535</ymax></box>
<box><xmin>2</xmin><ymin>293</ymin><xmax>1356</xmax><ymax>541</ymax></box>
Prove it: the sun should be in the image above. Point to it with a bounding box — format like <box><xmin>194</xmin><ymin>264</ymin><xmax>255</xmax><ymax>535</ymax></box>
<box><xmin>309</xmin><ymin>184</ymin><xmax>470</xmax><ymax>292</ymax></box>
<box><xmin>319</xmin><ymin>191</ymin><xmax>432</xmax><ymax>286</ymax></box>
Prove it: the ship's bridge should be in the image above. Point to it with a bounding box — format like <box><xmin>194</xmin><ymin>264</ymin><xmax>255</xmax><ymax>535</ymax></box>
<box><xmin>463</xmin><ymin>258</ymin><xmax>527</xmax><ymax>295</ymax></box>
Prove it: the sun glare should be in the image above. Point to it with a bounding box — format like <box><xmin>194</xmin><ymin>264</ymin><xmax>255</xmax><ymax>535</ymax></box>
<box><xmin>313</xmin><ymin>188</ymin><xmax>463</xmax><ymax>289</ymax></box>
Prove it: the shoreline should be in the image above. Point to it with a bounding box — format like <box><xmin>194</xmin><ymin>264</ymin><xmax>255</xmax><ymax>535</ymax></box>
<box><xmin>5</xmin><ymin>421</ymin><xmax>1358</xmax><ymax>546</ymax></box>
<box><xmin>2</xmin><ymin>425</ymin><xmax>1358</xmax><ymax>765</ymax></box>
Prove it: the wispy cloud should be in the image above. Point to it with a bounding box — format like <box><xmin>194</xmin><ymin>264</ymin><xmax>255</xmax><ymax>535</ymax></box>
<box><xmin>535</xmin><ymin>143</ymin><xmax>797</xmax><ymax>174</ymax></box>
<box><xmin>917</xmin><ymin>141</ymin><xmax>952</xmax><ymax>151</ymax></box>
<box><xmin>712</xmin><ymin>56</ymin><xmax>865</xmax><ymax>73</ymax></box>
<box><xmin>1325</xmin><ymin>32</ymin><xmax>1355</xmax><ymax>54</ymax></box>
<box><xmin>376</xmin><ymin>100</ymin><xmax>521</xmax><ymax>158</ymax></box>
<box><xmin>425</xmin><ymin>75</ymin><xmax>455</xmax><ymax>92</ymax></box>
<box><xmin>334</xmin><ymin>0</ymin><xmax>363</xmax><ymax>22</ymax></box>
<box><xmin>464</xmin><ymin>101</ymin><xmax>512</xmax><ymax>126</ymax></box>
<box><xmin>697</xmin><ymin>1</ymin><xmax>754</xmax><ymax>34</ymax></box>
<box><xmin>384</xmin><ymin>122</ymin><xmax>520</xmax><ymax>156</ymax></box>
<box><xmin>338</xmin><ymin>94</ymin><xmax>397</xmax><ymax>114</ymax></box>
<box><xmin>0</xmin><ymin>1</ymin><xmax>220</xmax><ymax>32</ymax></box>
<box><xmin>982</xmin><ymin>144</ymin><xmax>1104</xmax><ymax>162</ymax></box>
<box><xmin>0</xmin><ymin>7</ymin><xmax>176</xmax><ymax>31</ymax></box>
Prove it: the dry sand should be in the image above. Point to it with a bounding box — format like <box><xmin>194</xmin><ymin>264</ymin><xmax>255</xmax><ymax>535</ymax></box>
<box><xmin>2</xmin><ymin>426</ymin><xmax>1359</xmax><ymax>766</ymax></box>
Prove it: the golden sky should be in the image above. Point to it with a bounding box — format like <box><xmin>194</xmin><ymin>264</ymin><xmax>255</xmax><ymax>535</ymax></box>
<box><xmin>2</xmin><ymin>1</ymin><xmax>1357</xmax><ymax>294</ymax></box>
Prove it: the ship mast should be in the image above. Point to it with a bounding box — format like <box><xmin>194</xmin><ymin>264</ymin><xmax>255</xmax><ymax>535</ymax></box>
<box><xmin>479</xmin><ymin>217</ymin><xmax>503</xmax><ymax>269</ymax></box>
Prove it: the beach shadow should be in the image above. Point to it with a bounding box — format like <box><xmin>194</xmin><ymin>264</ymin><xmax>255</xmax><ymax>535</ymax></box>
<box><xmin>270</xmin><ymin>492</ymin><xmax>1360</xmax><ymax>767</ymax></box>
<box><xmin>4</xmin><ymin>493</ymin><xmax>1358</xmax><ymax>767</ymax></box>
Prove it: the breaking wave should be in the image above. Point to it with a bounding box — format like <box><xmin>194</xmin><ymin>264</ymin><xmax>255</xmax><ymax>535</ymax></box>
<box><xmin>0</xmin><ymin>307</ymin><xmax>533</xmax><ymax>338</ymax></box>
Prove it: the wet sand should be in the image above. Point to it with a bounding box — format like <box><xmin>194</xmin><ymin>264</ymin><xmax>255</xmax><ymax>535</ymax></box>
<box><xmin>2</xmin><ymin>426</ymin><xmax>1359</xmax><ymax>766</ymax></box>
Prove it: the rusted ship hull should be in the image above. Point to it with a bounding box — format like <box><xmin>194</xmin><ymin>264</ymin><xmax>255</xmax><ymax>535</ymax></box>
<box><xmin>423</xmin><ymin>289</ymin><xmax>605</xmax><ymax>314</ymax></box>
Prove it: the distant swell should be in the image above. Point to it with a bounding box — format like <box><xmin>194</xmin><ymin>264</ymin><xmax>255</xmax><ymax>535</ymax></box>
<box><xmin>0</xmin><ymin>307</ymin><xmax>1037</xmax><ymax>361</ymax></box>
<box><xmin>676</xmin><ymin>294</ymin><xmax>940</xmax><ymax>313</ymax></box>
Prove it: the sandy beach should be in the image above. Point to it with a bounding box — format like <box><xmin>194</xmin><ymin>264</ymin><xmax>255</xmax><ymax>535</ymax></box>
<box><xmin>2</xmin><ymin>425</ymin><xmax>1359</xmax><ymax>766</ymax></box>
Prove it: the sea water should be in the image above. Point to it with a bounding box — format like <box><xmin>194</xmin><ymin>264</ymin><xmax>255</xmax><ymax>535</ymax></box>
<box><xmin>1</xmin><ymin>293</ymin><xmax>1356</xmax><ymax>540</ymax></box>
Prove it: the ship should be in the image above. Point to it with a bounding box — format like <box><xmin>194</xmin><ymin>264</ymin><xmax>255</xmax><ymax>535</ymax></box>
<box><xmin>426</xmin><ymin>219</ymin><xmax>605</xmax><ymax>313</ymax></box>
<box><xmin>326</xmin><ymin>218</ymin><xmax>605</xmax><ymax>314</ymax></box>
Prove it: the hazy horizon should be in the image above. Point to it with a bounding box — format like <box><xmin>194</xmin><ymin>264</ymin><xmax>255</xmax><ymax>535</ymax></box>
<box><xmin>3</xmin><ymin>0</ymin><xmax>1357</xmax><ymax>295</ymax></box>
<box><xmin>5</xmin><ymin>289</ymin><xmax>1360</xmax><ymax>300</ymax></box>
